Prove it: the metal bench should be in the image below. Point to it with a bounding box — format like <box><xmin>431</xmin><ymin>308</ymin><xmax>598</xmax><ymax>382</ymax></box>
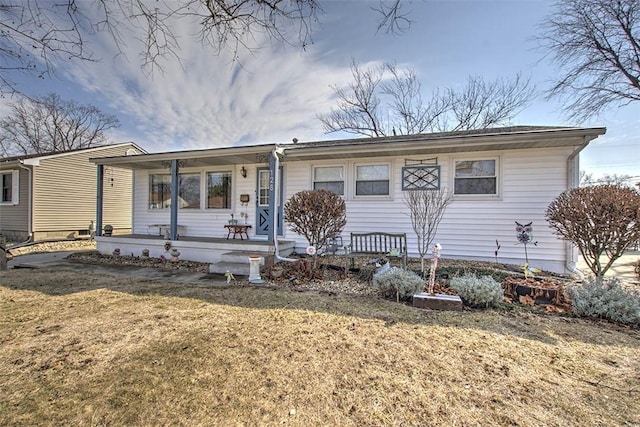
<box><xmin>344</xmin><ymin>232</ymin><xmax>408</xmax><ymax>271</ymax></box>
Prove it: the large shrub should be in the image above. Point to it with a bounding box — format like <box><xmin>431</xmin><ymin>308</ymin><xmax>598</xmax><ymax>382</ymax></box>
<box><xmin>546</xmin><ymin>184</ymin><xmax>640</xmax><ymax>280</ymax></box>
<box><xmin>372</xmin><ymin>267</ymin><xmax>424</xmax><ymax>302</ymax></box>
<box><xmin>283</xmin><ymin>189</ymin><xmax>347</xmax><ymax>253</ymax></box>
<box><xmin>569</xmin><ymin>276</ymin><xmax>640</xmax><ymax>327</ymax></box>
<box><xmin>450</xmin><ymin>274</ymin><xmax>503</xmax><ymax>308</ymax></box>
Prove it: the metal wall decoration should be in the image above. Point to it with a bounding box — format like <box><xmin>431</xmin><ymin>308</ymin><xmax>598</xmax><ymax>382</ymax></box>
<box><xmin>402</xmin><ymin>158</ymin><xmax>440</xmax><ymax>191</ymax></box>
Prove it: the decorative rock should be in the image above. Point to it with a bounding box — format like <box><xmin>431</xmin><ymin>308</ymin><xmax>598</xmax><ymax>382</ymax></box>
<box><xmin>413</xmin><ymin>293</ymin><xmax>463</xmax><ymax>311</ymax></box>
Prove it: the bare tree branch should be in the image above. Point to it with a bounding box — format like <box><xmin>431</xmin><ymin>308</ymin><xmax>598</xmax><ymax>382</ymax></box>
<box><xmin>0</xmin><ymin>93</ymin><xmax>120</xmax><ymax>156</ymax></box>
<box><xmin>319</xmin><ymin>61</ymin><xmax>535</xmax><ymax>136</ymax></box>
<box><xmin>0</xmin><ymin>0</ymin><xmax>321</xmax><ymax>92</ymax></box>
<box><xmin>372</xmin><ymin>0</ymin><xmax>413</xmax><ymax>35</ymax></box>
<box><xmin>538</xmin><ymin>0</ymin><xmax>640</xmax><ymax>121</ymax></box>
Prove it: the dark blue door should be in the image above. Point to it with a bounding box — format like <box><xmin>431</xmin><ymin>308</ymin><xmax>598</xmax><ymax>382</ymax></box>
<box><xmin>256</xmin><ymin>167</ymin><xmax>284</xmax><ymax>236</ymax></box>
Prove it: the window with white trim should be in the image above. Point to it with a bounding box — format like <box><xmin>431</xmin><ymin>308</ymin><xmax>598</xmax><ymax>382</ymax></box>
<box><xmin>207</xmin><ymin>171</ymin><xmax>232</xmax><ymax>209</ymax></box>
<box><xmin>454</xmin><ymin>159</ymin><xmax>497</xmax><ymax>195</ymax></box>
<box><xmin>355</xmin><ymin>164</ymin><xmax>389</xmax><ymax>196</ymax></box>
<box><xmin>0</xmin><ymin>170</ymin><xmax>18</xmax><ymax>204</ymax></box>
<box><xmin>313</xmin><ymin>166</ymin><xmax>344</xmax><ymax>195</ymax></box>
<box><xmin>149</xmin><ymin>173</ymin><xmax>201</xmax><ymax>209</ymax></box>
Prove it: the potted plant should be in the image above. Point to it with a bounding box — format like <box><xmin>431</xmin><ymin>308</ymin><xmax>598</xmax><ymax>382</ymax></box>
<box><xmin>228</xmin><ymin>213</ymin><xmax>238</xmax><ymax>225</ymax></box>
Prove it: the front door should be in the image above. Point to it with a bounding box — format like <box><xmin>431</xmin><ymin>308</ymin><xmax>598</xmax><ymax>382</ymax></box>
<box><xmin>256</xmin><ymin>167</ymin><xmax>284</xmax><ymax>236</ymax></box>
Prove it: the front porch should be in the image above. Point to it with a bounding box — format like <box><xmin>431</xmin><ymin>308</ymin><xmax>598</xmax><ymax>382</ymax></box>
<box><xmin>95</xmin><ymin>235</ymin><xmax>296</xmax><ymax>274</ymax></box>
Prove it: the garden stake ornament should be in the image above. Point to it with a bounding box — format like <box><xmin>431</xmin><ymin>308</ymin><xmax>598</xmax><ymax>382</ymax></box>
<box><xmin>428</xmin><ymin>243</ymin><xmax>442</xmax><ymax>295</ymax></box>
<box><xmin>515</xmin><ymin>221</ymin><xmax>539</xmax><ymax>278</ymax></box>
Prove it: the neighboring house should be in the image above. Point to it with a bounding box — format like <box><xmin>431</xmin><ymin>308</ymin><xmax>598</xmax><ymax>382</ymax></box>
<box><xmin>90</xmin><ymin>126</ymin><xmax>605</xmax><ymax>275</ymax></box>
<box><xmin>0</xmin><ymin>143</ymin><xmax>145</xmax><ymax>242</ymax></box>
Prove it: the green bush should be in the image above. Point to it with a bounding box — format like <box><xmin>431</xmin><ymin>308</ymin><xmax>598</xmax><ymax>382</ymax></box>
<box><xmin>569</xmin><ymin>277</ymin><xmax>640</xmax><ymax>327</ymax></box>
<box><xmin>372</xmin><ymin>267</ymin><xmax>424</xmax><ymax>301</ymax></box>
<box><xmin>450</xmin><ymin>274</ymin><xmax>503</xmax><ymax>308</ymax></box>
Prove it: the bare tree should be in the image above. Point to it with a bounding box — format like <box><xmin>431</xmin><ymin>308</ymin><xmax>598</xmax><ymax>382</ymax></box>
<box><xmin>0</xmin><ymin>93</ymin><xmax>119</xmax><ymax>156</ymax></box>
<box><xmin>581</xmin><ymin>171</ymin><xmax>634</xmax><ymax>187</ymax></box>
<box><xmin>404</xmin><ymin>188</ymin><xmax>453</xmax><ymax>276</ymax></box>
<box><xmin>319</xmin><ymin>61</ymin><xmax>534</xmax><ymax>137</ymax></box>
<box><xmin>0</xmin><ymin>0</ymin><xmax>322</xmax><ymax>92</ymax></box>
<box><xmin>538</xmin><ymin>0</ymin><xmax>640</xmax><ymax>121</ymax></box>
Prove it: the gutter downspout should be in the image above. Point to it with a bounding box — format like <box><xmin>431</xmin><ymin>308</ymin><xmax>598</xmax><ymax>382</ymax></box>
<box><xmin>564</xmin><ymin>137</ymin><xmax>590</xmax><ymax>280</ymax></box>
<box><xmin>18</xmin><ymin>161</ymin><xmax>33</xmax><ymax>243</ymax></box>
<box><xmin>272</xmin><ymin>146</ymin><xmax>296</xmax><ymax>263</ymax></box>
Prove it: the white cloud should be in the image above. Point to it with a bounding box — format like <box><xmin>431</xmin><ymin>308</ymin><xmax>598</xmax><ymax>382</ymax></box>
<box><xmin>56</xmin><ymin>13</ymin><xmax>354</xmax><ymax>153</ymax></box>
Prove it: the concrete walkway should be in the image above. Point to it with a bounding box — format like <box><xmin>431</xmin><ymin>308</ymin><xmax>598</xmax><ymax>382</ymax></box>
<box><xmin>577</xmin><ymin>250</ymin><xmax>638</xmax><ymax>283</ymax></box>
<box><xmin>6</xmin><ymin>251</ymin><xmax>232</xmax><ymax>285</ymax></box>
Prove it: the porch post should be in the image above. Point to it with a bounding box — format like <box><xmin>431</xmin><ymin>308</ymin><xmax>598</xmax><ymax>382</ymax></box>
<box><xmin>170</xmin><ymin>159</ymin><xmax>179</xmax><ymax>240</ymax></box>
<box><xmin>268</xmin><ymin>153</ymin><xmax>276</xmax><ymax>243</ymax></box>
<box><xmin>96</xmin><ymin>164</ymin><xmax>104</xmax><ymax>237</ymax></box>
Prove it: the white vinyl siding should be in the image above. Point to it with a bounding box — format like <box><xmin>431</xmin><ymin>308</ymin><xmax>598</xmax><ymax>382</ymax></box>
<box><xmin>129</xmin><ymin>146</ymin><xmax>576</xmax><ymax>273</ymax></box>
<box><xmin>285</xmin><ymin>149</ymin><xmax>571</xmax><ymax>273</ymax></box>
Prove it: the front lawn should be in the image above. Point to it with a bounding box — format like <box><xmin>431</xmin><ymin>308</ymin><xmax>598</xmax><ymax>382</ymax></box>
<box><xmin>1</xmin><ymin>269</ymin><xmax>639</xmax><ymax>426</ymax></box>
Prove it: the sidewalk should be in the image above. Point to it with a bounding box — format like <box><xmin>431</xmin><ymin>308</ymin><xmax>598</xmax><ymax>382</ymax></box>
<box><xmin>577</xmin><ymin>250</ymin><xmax>638</xmax><ymax>283</ymax></box>
<box><xmin>6</xmin><ymin>251</ymin><xmax>231</xmax><ymax>285</ymax></box>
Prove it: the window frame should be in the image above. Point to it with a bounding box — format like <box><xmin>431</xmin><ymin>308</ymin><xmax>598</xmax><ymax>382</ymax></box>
<box><xmin>0</xmin><ymin>170</ymin><xmax>19</xmax><ymax>205</ymax></box>
<box><xmin>452</xmin><ymin>157</ymin><xmax>500</xmax><ymax>198</ymax></box>
<box><xmin>148</xmin><ymin>172</ymin><xmax>203</xmax><ymax>210</ymax></box>
<box><xmin>206</xmin><ymin>170</ymin><xmax>233</xmax><ymax>210</ymax></box>
<box><xmin>312</xmin><ymin>165</ymin><xmax>345</xmax><ymax>196</ymax></box>
<box><xmin>353</xmin><ymin>162</ymin><xmax>391</xmax><ymax>198</ymax></box>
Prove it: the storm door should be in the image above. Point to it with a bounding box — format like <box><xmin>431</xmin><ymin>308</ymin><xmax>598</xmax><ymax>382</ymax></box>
<box><xmin>256</xmin><ymin>167</ymin><xmax>284</xmax><ymax>236</ymax></box>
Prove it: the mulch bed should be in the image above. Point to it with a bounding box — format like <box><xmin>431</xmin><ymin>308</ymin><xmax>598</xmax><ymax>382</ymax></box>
<box><xmin>66</xmin><ymin>250</ymin><xmax>575</xmax><ymax>311</ymax></box>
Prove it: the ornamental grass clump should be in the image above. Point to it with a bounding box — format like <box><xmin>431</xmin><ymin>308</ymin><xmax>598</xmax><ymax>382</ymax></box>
<box><xmin>372</xmin><ymin>267</ymin><xmax>424</xmax><ymax>302</ymax></box>
<box><xmin>569</xmin><ymin>277</ymin><xmax>640</xmax><ymax>327</ymax></box>
<box><xmin>450</xmin><ymin>274</ymin><xmax>503</xmax><ymax>308</ymax></box>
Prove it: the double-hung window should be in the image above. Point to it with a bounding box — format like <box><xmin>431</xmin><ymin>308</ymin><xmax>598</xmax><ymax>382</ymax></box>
<box><xmin>313</xmin><ymin>166</ymin><xmax>344</xmax><ymax>195</ymax></box>
<box><xmin>149</xmin><ymin>173</ymin><xmax>201</xmax><ymax>209</ymax></box>
<box><xmin>207</xmin><ymin>171</ymin><xmax>232</xmax><ymax>209</ymax></box>
<box><xmin>1</xmin><ymin>171</ymin><xmax>18</xmax><ymax>204</ymax></box>
<box><xmin>454</xmin><ymin>159</ymin><xmax>498</xmax><ymax>195</ymax></box>
<box><xmin>355</xmin><ymin>164</ymin><xmax>390</xmax><ymax>196</ymax></box>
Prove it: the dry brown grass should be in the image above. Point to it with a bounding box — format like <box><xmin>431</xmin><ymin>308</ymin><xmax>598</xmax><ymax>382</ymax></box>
<box><xmin>1</xmin><ymin>268</ymin><xmax>639</xmax><ymax>426</ymax></box>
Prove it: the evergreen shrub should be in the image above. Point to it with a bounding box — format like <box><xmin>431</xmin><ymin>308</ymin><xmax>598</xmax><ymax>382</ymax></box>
<box><xmin>372</xmin><ymin>267</ymin><xmax>424</xmax><ymax>301</ymax></box>
<box><xmin>569</xmin><ymin>277</ymin><xmax>640</xmax><ymax>327</ymax></box>
<box><xmin>450</xmin><ymin>274</ymin><xmax>503</xmax><ymax>308</ymax></box>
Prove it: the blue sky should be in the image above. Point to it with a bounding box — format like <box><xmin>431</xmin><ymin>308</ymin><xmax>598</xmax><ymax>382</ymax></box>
<box><xmin>3</xmin><ymin>0</ymin><xmax>639</xmax><ymax>180</ymax></box>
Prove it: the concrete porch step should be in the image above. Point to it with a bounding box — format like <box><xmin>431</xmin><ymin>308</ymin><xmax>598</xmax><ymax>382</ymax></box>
<box><xmin>220</xmin><ymin>250</ymin><xmax>274</xmax><ymax>265</ymax></box>
<box><xmin>209</xmin><ymin>251</ymin><xmax>275</xmax><ymax>276</ymax></box>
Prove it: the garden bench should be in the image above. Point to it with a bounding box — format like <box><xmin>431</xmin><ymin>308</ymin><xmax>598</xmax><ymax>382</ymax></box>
<box><xmin>344</xmin><ymin>232</ymin><xmax>408</xmax><ymax>272</ymax></box>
